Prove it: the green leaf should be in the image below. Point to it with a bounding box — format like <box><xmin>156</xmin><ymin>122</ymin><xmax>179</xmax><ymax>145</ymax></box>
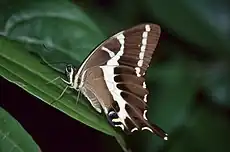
<box><xmin>145</xmin><ymin>0</ymin><xmax>230</xmax><ymax>55</ymax></box>
<box><xmin>0</xmin><ymin>107</ymin><xmax>40</xmax><ymax>152</ymax></box>
<box><xmin>0</xmin><ymin>36</ymin><xmax>129</xmax><ymax>152</ymax></box>
<box><xmin>0</xmin><ymin>0</ymin><xmax>105</xmax><ymax>70</ymax></box>
<box><xmin>0</xmin><ymin>0</ymin><xmax>130</xmax><ymax>150</ymax></box>
<box><xmin>0</xmin><ymin>37</ymin><xmax>112</xmax><ymax>135</ymax></box>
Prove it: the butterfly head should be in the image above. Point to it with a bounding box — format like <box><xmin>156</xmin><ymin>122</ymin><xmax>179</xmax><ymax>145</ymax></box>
<box><xmin>61</xmin><ymin>64</ymin><xmax>79</xmax><ymax>89</ymax></box>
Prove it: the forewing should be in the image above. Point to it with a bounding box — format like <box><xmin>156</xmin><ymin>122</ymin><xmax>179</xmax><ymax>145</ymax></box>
<box><xmin>79</xmin><ymin>23</ymin><xmax>160</xmax><ymax>75</ymax></box>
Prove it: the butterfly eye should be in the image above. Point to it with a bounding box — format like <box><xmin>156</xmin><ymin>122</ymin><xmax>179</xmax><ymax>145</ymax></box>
<box><xmin>66</xmin><ymin>64</ymin><xmax>73</xmax><ymax>73</ymax></box>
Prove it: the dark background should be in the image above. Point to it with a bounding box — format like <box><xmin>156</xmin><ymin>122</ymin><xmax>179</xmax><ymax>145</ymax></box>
<box><xmin>0</xmin><ymin>78</ymin><xmax>117</xmax><ymax>152</ymax></box>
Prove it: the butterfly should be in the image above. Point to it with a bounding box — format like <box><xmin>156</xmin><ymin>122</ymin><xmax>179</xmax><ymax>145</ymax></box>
<box><xmin>60</xmin><ymin>23</ymin><xmax>168</xmax><ymax>140</ymax></box>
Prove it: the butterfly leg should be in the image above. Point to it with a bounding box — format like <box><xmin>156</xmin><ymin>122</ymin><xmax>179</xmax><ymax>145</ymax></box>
<box><xmin>50</xmin><ymin>85</ymin><xmax>69</xmax><ymax>105</ymax></box>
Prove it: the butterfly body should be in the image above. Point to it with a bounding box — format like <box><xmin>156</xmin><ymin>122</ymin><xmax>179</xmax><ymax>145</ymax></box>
<box><xmin>62</xmin><ymin>24</ymin><xmax>168</xmax><ymax>140</ymax></box>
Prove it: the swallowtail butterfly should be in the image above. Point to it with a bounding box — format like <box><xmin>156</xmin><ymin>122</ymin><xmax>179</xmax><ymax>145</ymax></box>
<box><xmin>61</xmin><ymin>23</ymin><xmax>168</xmax><ymax>140</ymax></box>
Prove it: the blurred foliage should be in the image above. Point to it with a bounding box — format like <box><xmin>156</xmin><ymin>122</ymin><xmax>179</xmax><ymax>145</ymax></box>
<box><xmin>1</xmin><ymin>0</ymin><xmax>230</xmax><ymax>152</ymax></box>
<box><xmin>0</xmin><ymin>107</ymin><xmax>40</xmax><ymax>152</ymax></box>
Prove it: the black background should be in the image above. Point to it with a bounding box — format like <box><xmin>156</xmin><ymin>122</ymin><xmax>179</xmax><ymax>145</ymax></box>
<box><xmin>0</xmin><ymin>77</ymin><xmax>116</xmax><ymax>152</ymax></box>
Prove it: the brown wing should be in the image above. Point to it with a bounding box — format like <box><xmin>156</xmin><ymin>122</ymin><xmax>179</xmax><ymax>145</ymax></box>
<box><xmin>78</xmin><ymin>23</ymin><xmax>160</xmax><ymax>76</ymax></box>
<box><xmin>111</xmin><ymin>65</ymin><xmax>167</xmax><ymax>139</ymax></box>
<box><xmin>79</xmin><ymin>24</ymin><xmax>167</xmax><ymax>139</ymax></box>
